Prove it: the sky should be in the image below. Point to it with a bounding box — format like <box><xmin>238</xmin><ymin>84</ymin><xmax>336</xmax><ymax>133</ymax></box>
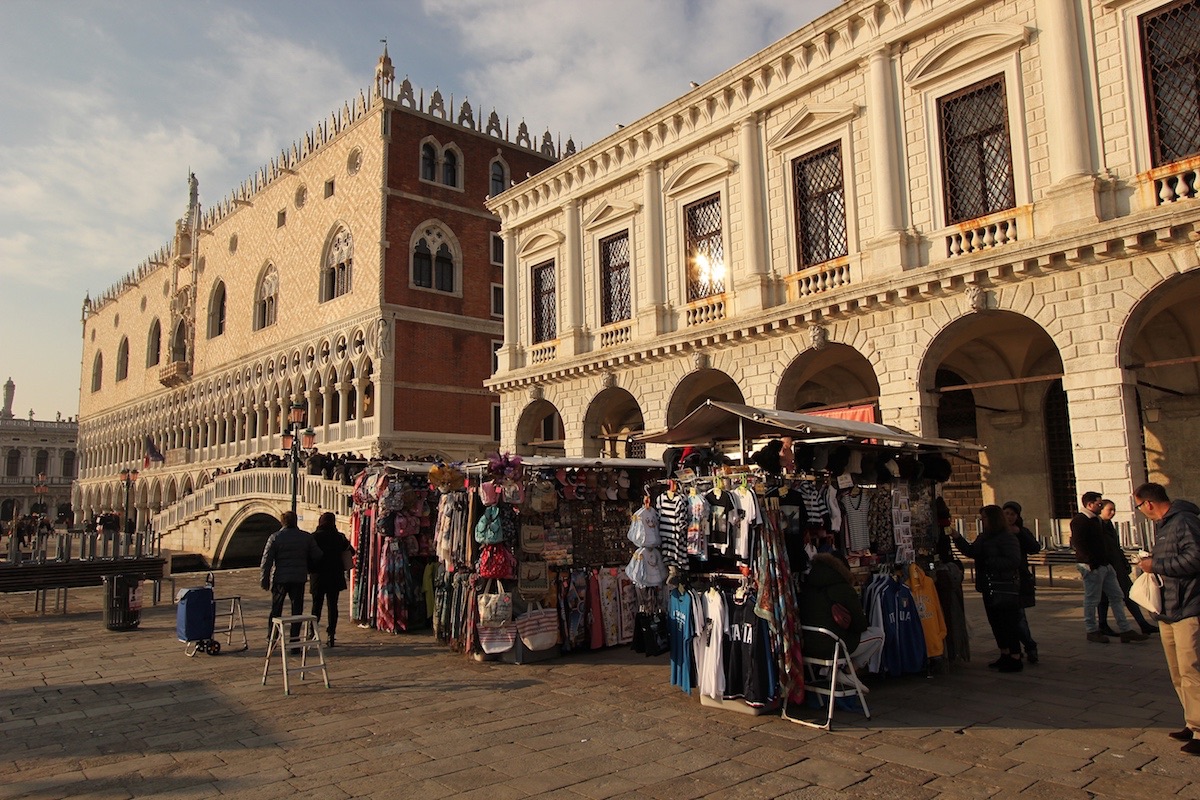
<box><xmin>0</xmin><ymin>0</ymin><xmax>839</xmax><ymax>421</ymax></box>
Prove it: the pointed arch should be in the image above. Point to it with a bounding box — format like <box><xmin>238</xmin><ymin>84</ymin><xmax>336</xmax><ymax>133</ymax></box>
<box><xmin>116</xmin><ymin>337</ymin><xmax>130</xmax><ymax>382</ymax></box>
<box><xmin>207</xmin><ymin>281</ymin><xmax>227</xmax><ymax>338</ymax></box>
<box><xmin>489</xmin><ymin>155</ymin><xmax>509</xmax><ymax>197</ymax></box>
<box><xmin>146</xmin><ymin>318</ymin><xmax>162</xmax><ymax>367</ymax></box>
<box><xmin>254</xmin><ymin>262</ymin><xmax>279</xmax><ymax>330</ymax></box>
<box><xmin>91</xmin><ymin>352</ymin><xmax>104</xmax><ymax>392</ymax></box>
<box><xmin>320</xmin><ymin>225</ymin><xmax>353</xmax><ymax>301</ymax></box>
<box><xmin>409</xmin><ymin>220</ymin><xmax>463</xmax><ymax>295</ymax></box>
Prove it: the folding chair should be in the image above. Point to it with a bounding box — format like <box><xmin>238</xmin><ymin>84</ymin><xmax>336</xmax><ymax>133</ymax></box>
<box><xmin>787</xmin><ymin>624</ymin><xmax>871</xmax><ymax>730</ymax></box>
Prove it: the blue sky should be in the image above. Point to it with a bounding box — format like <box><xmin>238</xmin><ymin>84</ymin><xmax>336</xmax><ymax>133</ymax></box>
<box><xmin>0</xmin><ymin>0</ymin><xmax>838</xmax><ymax>420</ymax></box>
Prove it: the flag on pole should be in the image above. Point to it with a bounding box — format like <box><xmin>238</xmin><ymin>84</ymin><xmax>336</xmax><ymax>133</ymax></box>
<box><xmin>144</xmin><ymin>436</ymin><xmax>165</xmax><ymax>468</ymax></box>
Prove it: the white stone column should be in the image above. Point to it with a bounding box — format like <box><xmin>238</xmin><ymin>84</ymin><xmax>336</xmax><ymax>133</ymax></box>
<box><xmin>735</xmin><ymin>114</ymin><xmax>770</xmax><ymax>315</ymax></box>
<box><xmin>337</xmin><ymin>383</ymin><xmax>350</xmax><ymax>438</ymax></box>
<box><xmin>499</xmin><ymin>228</ymin><xmax>522</xmax><ymax>372</ymax></box>
<box><xmin>1034</xmin><ymin>0</ymin><xmax>1099</xmax><ymax>228</ymax></box>
<box><xmin>562</xmin><ymin>199</ymin><xmax>587</xmax><ymax>356</ymax></box>
<box><xmin>638</xmin><ymin>162</ymin><xmax>667</xmax><ymax>337</ymax></box>
<box><xmin>863</xmin><ymin>47</ymin><xmax>910</xmax><ymax>280</ymax></box>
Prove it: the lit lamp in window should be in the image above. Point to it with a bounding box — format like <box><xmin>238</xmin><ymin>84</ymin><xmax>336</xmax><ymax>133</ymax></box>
<box><xmin>282</xmin><ymin>402</ymin><xmax>316</xmax><ymax>514</ymax></box>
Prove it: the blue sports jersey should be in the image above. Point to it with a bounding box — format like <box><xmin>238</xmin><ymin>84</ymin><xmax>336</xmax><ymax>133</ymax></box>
<box><xmin>668</xmin><ymin>588</ymin><xmax>696</xmax><ymax>693</ymax></box>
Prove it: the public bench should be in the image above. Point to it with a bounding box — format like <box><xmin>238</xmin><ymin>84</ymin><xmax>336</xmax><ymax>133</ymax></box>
<box><xmin>0</xmin><ymin>557</ymin><xmax>168</xmax><ymax>614</ymax></box>
<box><xmin>1026</xmin><ymin>550</ymin><xmax>1079</xmax><ymax>587</ymax></box>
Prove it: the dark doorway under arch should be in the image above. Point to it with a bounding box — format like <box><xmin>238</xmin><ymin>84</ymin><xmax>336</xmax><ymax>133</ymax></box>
<box><xmin>218</xmin><ymin>513</ymin><xmax>281</xmax><ymax>569</ymax></box>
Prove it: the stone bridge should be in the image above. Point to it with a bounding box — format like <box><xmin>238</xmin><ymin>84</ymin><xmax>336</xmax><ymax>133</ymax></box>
<box><xmin>150</xmin><ymin>468</ymin><xmax>353</xmax><ymax>568</ymax></box>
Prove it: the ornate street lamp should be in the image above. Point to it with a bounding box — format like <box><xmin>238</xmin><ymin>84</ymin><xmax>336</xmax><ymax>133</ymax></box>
<box><xmin>119</xmin><ymin>467</ymin><xmax>139</xmax><ymax>536</ymax></box>
<box><xmin>281</xmin><ymin>402</ymin><xmax>315</xmax><ymax>514</ymax></box>
<box><xmin>33</xmin><ymin>472</ymin><xmax>49</xmax><ymax>516</ymax></box>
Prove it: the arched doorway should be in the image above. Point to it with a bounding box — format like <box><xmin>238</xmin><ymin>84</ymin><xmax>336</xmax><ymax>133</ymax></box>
<box><xmin>581</xmin><ymin>388</ymin><xmax>646</xmax><ymax>458</ymax></box>
<box><xmin>776</xmin><ymin>343</ymin><xmax>880</xmax><ymax>413</ymax></box>
<box><xmin>920</xmin><ymin>311</ymin><xmax>1067</xmax><ymax>525</ymax></box>
<box><xmin>1121</xmin><ymin>272</ymin><xmax>1200</xmax><ymax>500</ymax></box>
<box><xmin>216</xmin><ymin>512</ymin><xmax>282</xmax><ymax>569</ymax></box>
<box><xmin>665</xmin><ymin>368</ymin><xmax>743</xmax><ymax>427</ymax></box>
<box><xmin>515</xmin><ymin>399</ymin><xmax>565</xmax><ymax>457</ymax></box>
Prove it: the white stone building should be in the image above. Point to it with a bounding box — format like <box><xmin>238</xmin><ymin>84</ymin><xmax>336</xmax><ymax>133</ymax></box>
<box><xmin>487</xmin><ymin>0</ymin><xmax>1200</xmax><ymax>525</ymax></box>
<box><xmin>0</xmin><ymin>379</ymin><xmax>78</xmax><ymax>524</ymax></box>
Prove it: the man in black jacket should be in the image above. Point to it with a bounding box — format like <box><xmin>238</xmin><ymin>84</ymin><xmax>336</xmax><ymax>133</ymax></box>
<box><xmin>260</xmin><ymin>511</ymin><xmax>323</xmax><ymax>646</ymax></box>
<box><xmin>1136</xmin><ymin>483</ymin><xmax>1200</xmax><ymax>755</ymax></box>
<box><xmin>1071</xmin><ymin>491</ymin><xmax>1147</xmax><ymax>644</ymax></box>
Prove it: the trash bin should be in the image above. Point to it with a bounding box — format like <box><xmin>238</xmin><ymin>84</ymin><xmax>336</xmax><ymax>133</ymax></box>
<box><xmin>103</xmin><ymin>574</ymin><xmax>143</xmax><ymax>631</ymax></box>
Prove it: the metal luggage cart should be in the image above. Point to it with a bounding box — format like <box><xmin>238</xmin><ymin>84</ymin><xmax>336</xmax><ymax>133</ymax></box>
<box><xmin>177</xmin><ymin>573</ymin><xmax>248</xmax><ymax>656</ymax></box>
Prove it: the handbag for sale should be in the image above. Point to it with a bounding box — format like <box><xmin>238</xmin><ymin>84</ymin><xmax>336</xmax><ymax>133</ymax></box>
<box><xmin>477</xmin><ymin>579</ymin><xmax>513</xmax><ymax>628</ymax></box>
<box><xmin>530</xmin><ymin>480</ymin><xmax>559</xmax><ymax>514</ymax></box>
<box><xmin>474</xmin><ymin>506</ymin><xmax>505</xmax><ymax>544</ymax></box>
<box><xmin>478</xmin><ymin>543</ymin><xmax>517</xmax><ymax>580</ymax></box>
<box><xmin>627</xmin><ymin>507</ymin><xmax>660</xmax><ymax>547</ymax></box>
<box><xmin>984</xmin><ymin>571</ymin><xmax>1021</xmax><ymax>611</ymax></box>
<box><xmin>520</xmin><ymin>523</ymin><xmax>546</xmax><ymax>554</ymax></box>
<box><xmin>633</xmin><ymin>611</ymin><xmax>670</xmax><ymax>657</ymax></box>
<box><xmin>518</xmin><ymin>559</ymin><xmax>550</xmax><ymax>596</ymax></box>
<box><xmin>1130</xmin><ymin>570</ymin><xmax>1163</xmax><ymax>616</ymax></box>
<box><xmin>515</xmin><ymin>602</ymin><xmax>560</xmax><ymax>651</ymax></box>
<box><xmin>477</xmin><ymin>623</ymin><xmax>517</xmax><ymax>654</ymax></box>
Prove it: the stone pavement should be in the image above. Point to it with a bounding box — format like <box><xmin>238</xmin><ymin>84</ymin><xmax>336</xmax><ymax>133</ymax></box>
<box><xmin>0</xmin><ymin>568</ymin><xmax>1196</xmax><ymax>800</ymax></box>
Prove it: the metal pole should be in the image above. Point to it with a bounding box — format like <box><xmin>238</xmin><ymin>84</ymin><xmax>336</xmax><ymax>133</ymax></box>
<box><xmin>289</xmin><ymin>423</ymin><xmax>300</xmax><ymax>514</ymax></box>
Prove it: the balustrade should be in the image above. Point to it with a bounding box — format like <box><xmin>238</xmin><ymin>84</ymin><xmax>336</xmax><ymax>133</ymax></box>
<box><xmin>684</xmin><ymin>297</ymin><xmax>726</xmax><ymax>327</ymax></box>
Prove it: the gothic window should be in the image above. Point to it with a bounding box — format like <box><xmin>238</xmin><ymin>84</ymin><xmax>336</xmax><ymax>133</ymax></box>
<box><xmin>255</xmin><ymin>264</ymin><xmax>279</xmax><ymax>330</ymax></box>
<box><xmin>792</xmin><ymin>142</ymin><xmax>848</xmax><ymax>268</ymax></box>
<box><xmin>442</xmin><ymin>149</ymin><xmax>459</xmax><ymax>187</ymax></box>
<box><xmin>434</xmin><ymin>244</ymin><xmax>454</xmax><ymax>292</ymax></box>
<box><xmin>490</xmin><ymin>159</ymin><xmax>508</xmax><ymax>196</ymax></box>
<box><xmin>170</xmin><ymin>319</ymin><xmax>187</xmax><ymax>362</ymax></box>
<box><xmin>599</xmin><ymin>230</ymin><xmax>631</xmax><ymax>326</ymax></box>
<box><xmin>421</xmin><ymin>142</ymin><xmax>437</xmax><ymax>181</ymax></box>
<box><xmin>938</xmin><ymin>75</ymin><xmax>1015</xmax><ymax>225</ymax></box>
<box><xmin>413</xmin><ymin>240</ymin><xmax>433</xmax><ymax>288</ymax></box>
<box><xmin>410</xmin><ymin>223</ymin><xmax>459</xmax><ymax>294</ymax></box>
<box><xmin>1141</xmin><ymin>0</ymin><xmax>1200</xmax><ymax>166</ymax></box>
<box><xmin>531</xmin><ymin>260</ymin><xmax>557</xmax><ymax>343</ymax></box>
<box><xmin>684</xmin><ymin>194</ymin><xmax>725</xmax><ymax>302</ymax></box>
<box><xmin>146</xmin><ymin>318</ymin><xmax>161</xmax><ymax>367</ymax></box>
<box><xmin>207</xmin><ymin>281</ymin><xmax>227</xmax><ymax>338</ymax></box>
<box><xmin>92</xmin><ymin>352</ymin><xmax>103</xmax><ymax>392</ymax></box>
<box><xmin>321</xmin><ymin>227</ymin><xmax>353</xmax><ymax>301</ymax></box>
<box><xmin>116</xmin><ymin>337</ymin><xmax>130</xmax><ymax>382</ymax></box>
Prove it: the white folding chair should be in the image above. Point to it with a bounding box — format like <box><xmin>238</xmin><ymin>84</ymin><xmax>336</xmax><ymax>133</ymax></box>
<box><xmin>787</xmin><ymin>624</ymin><xmax>871</xmax><ymax>730</ymax></box>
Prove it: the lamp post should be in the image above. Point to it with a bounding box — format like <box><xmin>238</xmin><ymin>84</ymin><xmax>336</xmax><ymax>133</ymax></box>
<box><xmin>119</xmin><ymin>467</ymin><xmax>139</xmax><ymax>537</ymax></box>
<box><xmin>33</xmin><ymin>472</ymin><xmax>48</xmax><ymax>516</ymax></box>
<box><xmin>281</xmin><ymin>402</ymin><xmax>315</xmax><ymax>515</ymax></box>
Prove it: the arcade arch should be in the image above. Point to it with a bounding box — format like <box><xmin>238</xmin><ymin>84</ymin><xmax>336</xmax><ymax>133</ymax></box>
<box><xmin>582</xmin><ymin>388</ymin><xmax>646</xmax><ymax>458</ymax></box>
<box><xmin>515</xmin><ymin>399</ymin><xmax>565</xmax><ymax>457</ymax></box>
<box><xmin>775</xmin><ymin>344</ymin><xmax>880</xmax><ymax>413</ymax></box>
<box><xmin>665</xmin><ymin>368</ymin><xmax>744</xmax><ymax>428</ymax></box>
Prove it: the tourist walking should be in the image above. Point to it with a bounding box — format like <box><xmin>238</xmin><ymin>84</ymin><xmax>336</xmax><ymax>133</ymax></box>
<box><xmin>309</xmin><ymin>511</ymin><xmax>353</xmax><ymax>647</ymax></box>
<box><xmin>260</xmin><ymin>510</ymin><xmax>322</xmax><ymax>646</ymax></box>
<box><xmin>953</xmin><ymin>505</ymin><xmax>1025</xmax><ymax>672</ymax></box>
<box><xmin>1070</xmin><ymin>491</ymin><xmax>1148</xmax><ymax>644</ymax></box>
<box><xmin>1002</xmin><ymin>501</ymin><xmax>1041</xmax><ymax>663</ymax></box>
<box><xmin>1096</xmin><ymin>498</ymin><xmax>1156</xmax><ymax>636</ymax></box>
<box><xmin>1134</xmin><ymin>483</ymin><xmax>1200</xmax><ymax>756</ymax></box>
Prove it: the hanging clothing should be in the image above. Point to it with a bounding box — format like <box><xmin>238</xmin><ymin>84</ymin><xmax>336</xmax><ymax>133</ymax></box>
<box><xmin>842</xmin><ymin>488</ymin><xmax>872</xmax><ymax>551</ymax></box>
<box><xmin>655</xmin><ymin>491</ymin><xmax>689</xmax><ymax>569</ymax></box>
<box><xmin>906</xmin><ymin>563</ymin><xmax>948</xmax><ymax>659</ymax></box>
<box><xmin>723</xmin><ymin>589</ymin><xmax>775</xmax><ymax>706</ymax></box>
<box><xmin>696</xmin><ymin>587</ymin><xmax>729</xmax><ymax>700</ymax></box>
<box><xmin>668</xmin><ymin>587</ymin><xmax>696</xmax><ymax>694</ymax></box>
<box><xmin>686</xmin><ymin>492</ymin><xmax>711</xmax><ymax>559</ymax></box>
<box><xmin>730</xmin><ymin>485</ymin><xmax>759</xmax><ymax>563</ymax></box>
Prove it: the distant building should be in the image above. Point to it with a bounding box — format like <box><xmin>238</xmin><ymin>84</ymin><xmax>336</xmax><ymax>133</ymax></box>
<box><xmin>0</xmin><ymin>378</ymin><xmax>77</xmax><ymax>524</ymax></box>
<box><xmin>487</xmin><ymin>0</ymin><xmax>1200</xmax><ymax>525</ymax></box>
<box><xmin>74</xmin><ymin>46</ymin><xmax>561</xmax><ymax>534</ymax></box>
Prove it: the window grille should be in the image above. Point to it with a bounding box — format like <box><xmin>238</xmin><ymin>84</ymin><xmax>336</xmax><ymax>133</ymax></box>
<box><xmin>413</xmin><ymin>240</ymin><xmax>432</xmax><ymax>288</ymax></box>
<box><xmin>1141</xmin><ymin>0</ymin><xmax>1200</xmax><ymax>166</ymax></box>
<box><xmin>600</xmin><ymin>231</ymin><xmax>631</xmax><ymax>326</ymax></box>
<box><xmin>792</xmin><ymin>142</ymin><xmax>848</xmax><ymax>267</ymax></box>
<box><xmin>443</xmin><ymin>150</ymin><xmax>458</xmax><ymax>187</ymax></box>
<box><xmin>434</xmin><ymin>244</ymin><xmax>455</xmax><ymax>292</ymax></box>
<box><xmin>532</xmin><ymin>260</ymin><xmax>557</xmax><ymax>343</ymax></box>
<box><xmin>322</xmin><ymin>228</ymin><xmax>353</xmax><ymax>300</ymax></box>
<box><xmin>490</xmin><ymin>161</ymin><xmax>507</xmax><ymax>196</ymax></box>
<box><xmin>1043</xmin><ymin>379</ymin><xmax>1078</xmax><ymax>518</ymax></box>
<box><xmin>938</xmin><ymin>75</ymin><xmax>1016</xmax><ymax>225</ymax></box>
<box><xmin>684</xmin><ymin>194</ymin><xmax>724</xmax><ymax>302</ymax></box>
<box><xmin>491</xmin><ymin>233</ymin><xmax>504</xmax><ymax>265</ymax></box>
<box><xmin>421</xmin><ymin>143</ymin><xmax>437</xmax><ymax>181</ymax></box>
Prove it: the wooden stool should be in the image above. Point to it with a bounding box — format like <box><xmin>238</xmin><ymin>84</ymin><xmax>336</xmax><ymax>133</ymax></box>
<box><xmin>262</xmin><ymin>614</ymin><xmax>329</xmax><ymax>695</ymax></box>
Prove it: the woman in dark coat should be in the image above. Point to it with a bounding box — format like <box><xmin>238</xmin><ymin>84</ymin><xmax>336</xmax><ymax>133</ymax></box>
<box><xmin>1002</xmin><ymin>501</ymin><xmax>1042</xmax><ymax>663</ymax></box>
<box><xmin>953</xmin><ymin>505</ymin><xmax>1025</xmax><ymax>672</ymax></box>
<box><xmin>310</xmin><ymin>511</ymin><xmax>353</xmax><ymax>647</ymax></box>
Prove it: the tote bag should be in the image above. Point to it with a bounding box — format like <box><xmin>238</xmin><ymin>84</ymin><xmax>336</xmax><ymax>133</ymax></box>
<box><xmin>478</xmin><ymin>623</ymin><xmax>517</xmax><ymax>654</ymax></box>
<box><xmin>515</xmin><ymin>602</ymin><xmax>560</xmax><ymax>651</ymax></box>
<box><xmin>1130</xmin><ymin>570</ymin><xmax>1163</xmax><ymax>616</ymax></box>
<box><xmin>477</xmin><ymin>579</ymin><xmax>513</xmax><ymax>628</ymax></box>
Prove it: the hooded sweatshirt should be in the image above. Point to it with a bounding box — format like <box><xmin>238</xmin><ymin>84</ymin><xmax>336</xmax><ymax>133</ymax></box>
<box><xmin>1149</xmin><ymin>499</ymin><xmax>1200</xmax><ymax>623</ymax></box>
<box><xmin>798</xmin><ymin>554</ymin><xmax>868</xmax><ymax>657</ymax></box>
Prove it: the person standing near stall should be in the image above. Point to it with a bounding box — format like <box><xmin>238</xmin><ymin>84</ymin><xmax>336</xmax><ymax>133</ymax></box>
<box><xmin>953</xmin><ymin>505</ymin><xmax>1024</xmax><ymax>672</ymax></box>
<box><xmin>310</xmin><ymin>511</ymin><xmax>354</xmax><ymax>648</ymax></box>
<box><xmin>1002</xmin><ymin>501</ymin><xmax>1042</xmax><ymax>664</ymax></box>
<box><xmin>1097</xmin><ymin>499</ymin><xmax>1156</xmax><ymax>636</ymax></box>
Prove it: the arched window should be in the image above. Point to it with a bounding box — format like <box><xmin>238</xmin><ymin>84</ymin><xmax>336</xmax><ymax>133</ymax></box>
<box><xmin>409</xmin><ymin>222</ymin><xmax>460</xmax><ymax>294</ymax></box>
<box><xmin>255</xmin><ymin>265</ymin><xmax>279</xmax><ymax>330</ymax></box>
<box><xmin>413</xmin><ymin>240</ymin><xmax>433</xmax><ymax>288</ymax></box>
<box><xmin>170</xmin><ymin>319</ymin><xmax>187</xmax><ymax>362</ymax></box>
<box><xmin>421</xmin><ymin>142</ymin><xmax>437</xmax><ymax>181</ymax></box>
<box><xmin>207</xmin><ymin>281</ymin><xmax>226</xmax><ymax>338</ymax></box>
<box><xmin>61</xmin><ymin>450</ymin><xmax>76</xmax><ymax>478</ymax></box>
<box><xmin>116</xmin><ymin>338</ymin><xmax>130</xmax><ymax>381</ymax></box>
<box><xmin>442</xmin><ymin>149</ymin><xmax>458</xmax><ymax>187</ymax></box>
<box><xmin>35</xmin><ymin>449</ymin><xmax>48</xmax><ymax>476</ymax></box>
<box><xmin>91</xmin><ymin>352</ymin><xmax>104</xmax><ymax>392</ymax></box>
<box><xmin>146</xmin><ymin>319</ymin><xmax>161</xmax><ymax>367</ymax></box>
<box><xmin>434</xmin><ymin>244</ymin><xmax>455</xmax><ymax>292</ymax></box>
<box><xmin>5</xmin><ymin>449</ymin><xmax>18</xmax><ymax>477</ymax></box>
<box><xmin>490</xmin><ymin>159</ymin><xmax>508</xmax><ymax>196</ymax></box>
<box><xmin>321</xmin><ymin>227</ymin><xmax>353</xmax><ymax>301</ymax></box>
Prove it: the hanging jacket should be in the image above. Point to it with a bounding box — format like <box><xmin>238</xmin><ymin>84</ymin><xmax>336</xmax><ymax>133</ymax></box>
<box><xmin>906</xmin><ymin>564</ymin><xmax>947</xmax><ymax>659</ymax></box>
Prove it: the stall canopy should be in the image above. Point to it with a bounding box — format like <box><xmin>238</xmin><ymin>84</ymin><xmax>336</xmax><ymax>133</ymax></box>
<box><xmin>637</xmin><ymin>401</ymin><xmax>982</xmax><ymax>452</ymax></box>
